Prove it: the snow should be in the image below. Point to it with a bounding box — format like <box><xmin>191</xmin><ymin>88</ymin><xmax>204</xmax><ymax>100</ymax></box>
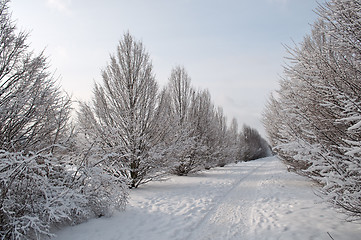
<box><xmin>348</xmin><ymin>120</ymin><xmax>361</xmax><ymax>131</ymax></box>
<box><xmin>52</xmin><ymin>156</ymin><xmax>361</xmax><ymax>240</ymax></box>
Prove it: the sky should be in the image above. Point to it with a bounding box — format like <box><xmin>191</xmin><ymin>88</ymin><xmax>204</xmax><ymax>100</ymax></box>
<box><xmin>10</xmin><ymin>0</ymin><xmax>320</xmax><ymax>137</ymax></box>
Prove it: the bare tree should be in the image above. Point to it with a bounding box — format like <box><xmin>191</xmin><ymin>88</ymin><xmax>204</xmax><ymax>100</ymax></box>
<box><xmin>0</xmin><ymin>3</ymin><xmax>71</xmax><ymax>152</ymax></box>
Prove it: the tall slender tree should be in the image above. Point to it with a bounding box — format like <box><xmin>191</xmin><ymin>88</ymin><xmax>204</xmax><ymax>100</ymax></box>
<box><xmin>78</xmin><ymin>32</ymin><xmax>166</xmax><ymax>188</ymax></box>
<box><xmin>167</xmin><ymin>66</ymin><xmax>194</xmax><ymax>125</ymax></box>
<box><xmin>162</xmin><ymin>66</ymin><xmax>200</xmax><ymax>175</ymax></box>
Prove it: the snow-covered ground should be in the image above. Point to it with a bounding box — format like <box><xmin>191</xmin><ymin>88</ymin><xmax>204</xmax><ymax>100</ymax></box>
<box><xmin>53</xmin><ymin>156</ymin><xmax>361</xmax><ymax>240</ymax></box>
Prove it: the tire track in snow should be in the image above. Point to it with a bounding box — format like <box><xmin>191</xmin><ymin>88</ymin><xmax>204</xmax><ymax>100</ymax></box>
<box><xmin>186</xmin><ymin>159</ymin><xmax>270</xmax><ymax>240</ymax></box>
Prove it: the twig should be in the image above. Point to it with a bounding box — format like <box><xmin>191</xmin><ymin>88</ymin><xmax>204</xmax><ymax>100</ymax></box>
<box><xmin>327</xmin><ymin>232</ymin><xmax>335</xmax><ymax>240</ymax></box>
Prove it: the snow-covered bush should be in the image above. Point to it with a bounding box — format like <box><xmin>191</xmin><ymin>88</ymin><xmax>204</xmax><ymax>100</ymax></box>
<box><xmin>0</xmin><ymin>150</ymin><xmax>87</xmax><ymax>239</ymax></box>
<box><xmin>69</xmin><ymin>147</ymin><xmax>129</xmax><ymax>218</ymax></box>
<box><xmin>263</xmin><ymin>0</ymin><xmax>361</xmax><ymax>221</ymax></box>
<box><xmin>0</xmin><ymin>0</ymin><xmax>85</xmax><ymax>238</ymax></box>
<box><xmin>0</xmin><ymin>147</ymin><xmax>128</xmax><ymax>240</ymax></box>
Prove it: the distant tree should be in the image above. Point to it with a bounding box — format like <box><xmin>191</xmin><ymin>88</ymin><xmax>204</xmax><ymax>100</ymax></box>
<box><xmin>188</xmin><ymin>90</ymin><xmax>237</xmax><ymax>169</ymax></box>
<box><xmin>211</xmin><ymin>107</ymin><xmax>229</xmax><ymax>167</ymax></box>
<box><xmin>240</xmin><ymin>125</ymin><xmax>270</xmax><ymax>161</ymax></box>
<box><xmin>226</xmin><ymin>117</ymin><xmax>241</xmax><ymax>163</ymax></box>
<box><xmin>163</xmin><ymin>67</ymin><xmax>238</xmax><ymax>174</ymax></box>
<box><xmin>263</xmin><ymin>0</ymin><xmax>361</xmax><ymax>221</ymax></box>
<box><xmin>78</xmin><ymin>32</ymin><xmax>168</xmax><ymax>188</ymax></box>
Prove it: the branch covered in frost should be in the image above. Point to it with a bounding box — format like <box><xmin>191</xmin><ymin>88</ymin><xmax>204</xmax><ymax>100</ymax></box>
<box><xmin>263</xmin><ymin>0</ymin><xmax>361</xmax><ymax>221</ymax></box>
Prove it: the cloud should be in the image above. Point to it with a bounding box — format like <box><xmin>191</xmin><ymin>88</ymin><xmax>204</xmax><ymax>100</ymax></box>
<box><xmin>46</xmin><ymin>0</ymin><xmax>72</xmax><ymax>14</ymax></box>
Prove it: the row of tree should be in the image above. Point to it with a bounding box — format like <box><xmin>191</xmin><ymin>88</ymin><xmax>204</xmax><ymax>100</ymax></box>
<box><xmin>77</xmin><ymin>33</ymin><xmax>270</xmax><ymax>188</ymax></box>
<box><xmin>264</xmin><ymin>0</ymin><xmax>361</xmax><ymax>221</ymax></box>
<box><xmin>0</xmin><ymin>0</ymin><xmax>270</xmax><ymax>238</ymax></box>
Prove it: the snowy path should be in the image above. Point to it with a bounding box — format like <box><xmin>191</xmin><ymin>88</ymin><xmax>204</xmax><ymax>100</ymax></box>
<box><xmin>53</xmin><ymin>157</ymin><xmax>361</xmax><ymax>240</ymax></box>
<box><xmin>189</xmin><ymin>161</ymin><xmax>268</xmax><ymax>240</ymax></box>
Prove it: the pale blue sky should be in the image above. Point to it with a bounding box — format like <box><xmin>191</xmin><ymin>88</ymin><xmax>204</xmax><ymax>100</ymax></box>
<box><xmin>10</xmin><ymin>0</ymin><xmax>320</xmax><ymax>136</ymax></box>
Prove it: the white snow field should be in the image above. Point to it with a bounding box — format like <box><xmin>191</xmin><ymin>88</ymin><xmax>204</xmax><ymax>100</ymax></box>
<box><xmin>53</xmin><ymin>156</ymin><xmax>361</xmax><ymax>240</ymax></box>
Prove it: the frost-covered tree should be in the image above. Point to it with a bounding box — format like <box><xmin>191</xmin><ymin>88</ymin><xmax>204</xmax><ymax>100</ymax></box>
<box><xmin>264</xmin><ymin>0</ymin><xmax>361</xmax><ymax>221</ymax></box>
<box><xmin>226</xmin><ymin>117</ymin><xmax>241</xmax><ymax>163</ymax></box>
<box><xmin>163</xmin><ymin>67</ymin><xmax>239</xmax><ymax>174</ymax></box>
<box><xmin>0</xmin><ymin>1</ymin><xmax>90</xmax><ymax>238</ymax></box>
<box><xmin>78</xmin><ymin>32</ymin><xmax>167</xmax><ymax>188</ymax></box>
<box><xmin>0</xmin><ymin>6</ymin><xmax>71</xmax><ymax>152</ymax></box>
<box><xmin>187</xmin><ymin>90</ymin><xmax>236</xmax><ymax>169</ymax></box>
<box><xmin>188</xmin><ymin>89</ymin><xmax>217</xmax><ymax>169</ymax></box>
<box><xmin>162</xmin><ymin>66</ymin><xmax>200</xmax><ymax>175</ymax></box>
<box><xmin>167</xmin><ymin>66</ymin><xmax>194</xmax><ymax>125</ymax></box>
<box><xmin>211</xmin><ymin>107</ymin><xmax>229</xmax><ymax>167</ymax></box>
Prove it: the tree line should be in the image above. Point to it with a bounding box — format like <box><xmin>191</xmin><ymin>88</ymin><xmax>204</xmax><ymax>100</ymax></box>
<box><xmin>0</xmin><ymin>0</ymin><xmax>270</xmax><ymax>239</ymax></box>
<box><xmin>264</xmin><ymin>0</ymin><xmax>361</xmax><ymax>221</ymax></box>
